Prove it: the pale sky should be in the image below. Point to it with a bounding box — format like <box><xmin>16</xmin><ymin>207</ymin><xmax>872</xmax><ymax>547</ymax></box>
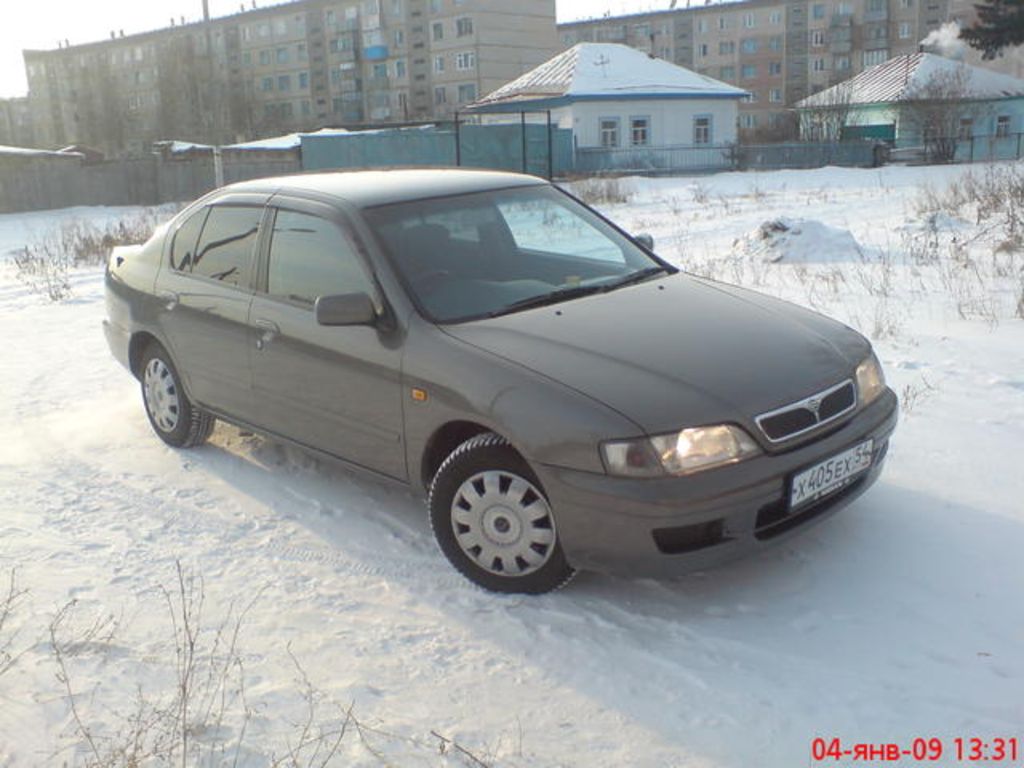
<box><xmin>0</xmin><ymin>0</ymin><xmax>673</xmax><ymax>98</ymax></box>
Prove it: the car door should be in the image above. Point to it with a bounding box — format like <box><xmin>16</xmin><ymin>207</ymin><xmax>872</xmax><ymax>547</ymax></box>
<box><xmin>247</xmin><ymin>199</ymin><xmax>407</xmax><ymax>481</ymax></box>
<box><xmin>154</xmin><ymin>196</ymin><xmax>266</xmax><ymax>420</ymax></box>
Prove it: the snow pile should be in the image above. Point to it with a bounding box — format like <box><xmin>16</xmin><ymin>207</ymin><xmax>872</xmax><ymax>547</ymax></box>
<box><xmin>736</xmin><ymin>217</ymin><xmax>865</xmax><ymax>263</ymax></box>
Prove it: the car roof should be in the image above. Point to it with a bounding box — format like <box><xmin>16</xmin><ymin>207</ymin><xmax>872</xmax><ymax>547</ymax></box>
<box><xmin>223</xmin><ymin>167</ymin><xmax>548</xmax><ymax>209</ymax></box>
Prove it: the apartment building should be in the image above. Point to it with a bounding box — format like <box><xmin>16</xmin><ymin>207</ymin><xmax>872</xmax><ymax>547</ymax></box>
<box><xmin>559</xmin><ymin>0</ymin><xmax>952</xmax><ymax>139</ymax></box>
<box><xmin>22</xmin><ymin>0</ymin><xmax>557</xmax><ymax>156</ymax></box>
<box><xmin>0</xmin><ymin>98</ymin><xmax>34</xmax><ymax>147</ymax></box>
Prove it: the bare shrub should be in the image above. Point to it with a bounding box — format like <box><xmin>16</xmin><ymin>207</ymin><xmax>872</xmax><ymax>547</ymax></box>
<box><xmin>901</xmin><ymin>375</ymin><xmax>939</xmax><ymax>415</ymax></box>
<box><xmin>13</xmin><ymin>241</ymin><xmax>73</xmax><ymax>302</ymax></box>
<box><xmin>691</xmin><ymin>182</ymin><xmax>710</xmax><ymax>205</ymax></box>
<box><xmin>0</xmin><ymin>568</ymin><xmax>28</xmax><ymax>678</ymax></box>
<box><xmin>570</xmin><ymin>177</ymin><xmax>630</xmax><ymax>205</ymax></box>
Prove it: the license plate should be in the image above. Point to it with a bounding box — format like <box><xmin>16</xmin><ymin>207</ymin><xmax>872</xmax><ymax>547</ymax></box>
<box><xmin>790</xmin><ymin>439</ymin><xmax>873</xmax><ymax>510</ymax></box>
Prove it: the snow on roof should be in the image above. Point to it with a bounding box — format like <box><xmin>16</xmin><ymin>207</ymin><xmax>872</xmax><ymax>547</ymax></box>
<box><xmin>796</xmin><ymin>52</ymin><xmax>1024</xmax><ymax>108</ymax></box>
<box><xmin>0</xmin><ymin>144</ymin><xmax>82</xmax><ymax>159</ymax></box>
<box><xmin>469</xmin><ymin>43</ymin><xmax>748</xmax><ymax>110</ymax></box>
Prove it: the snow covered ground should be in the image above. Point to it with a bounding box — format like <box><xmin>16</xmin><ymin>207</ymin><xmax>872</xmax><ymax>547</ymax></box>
<box><xmin>0</xmin><ymin>163</ymin><xmax>1021</xmax><ymax>767</ymax></box>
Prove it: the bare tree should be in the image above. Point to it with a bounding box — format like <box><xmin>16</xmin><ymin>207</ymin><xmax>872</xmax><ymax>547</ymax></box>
<box><xmin>798</xmin><ymin>82</ymin><xmax>856</xmax><ymax>142</ymax></box>
<box><xmin>899</xmin><ymin>64</ymin><xmax>990</xmax><ymax>163</ymax></box>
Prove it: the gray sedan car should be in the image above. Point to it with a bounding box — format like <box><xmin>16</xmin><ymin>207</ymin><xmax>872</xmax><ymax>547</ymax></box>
<box><xmin>104</xmin><ymin>168</ymin><xmax>898</xmax><ymax>594</ymax></box>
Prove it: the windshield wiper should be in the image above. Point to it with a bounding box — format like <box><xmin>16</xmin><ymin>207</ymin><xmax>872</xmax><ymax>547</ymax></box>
<box><xmin>488</xmin><ymin>284</ymin><xmax>608</xmax><ymax>317</ymax></box>
<box><xmin>603</xmin><ymin>265</ymin><xmax>670</xmax><ymax>291</ymax></box>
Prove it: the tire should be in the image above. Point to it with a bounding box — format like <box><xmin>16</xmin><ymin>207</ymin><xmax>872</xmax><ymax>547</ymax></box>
<box><xmin>140</xmin><ymin>342</ymin><xmax>215</xmax><ymax>449</ymax></box>
<box><xmin>428</xmin><ymin>433</ymin><xmax>575</xmax><ymax>594</ymax></box>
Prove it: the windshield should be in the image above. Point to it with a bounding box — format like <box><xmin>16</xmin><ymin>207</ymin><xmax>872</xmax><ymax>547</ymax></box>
<box><xmin>364</xmin><ymin>184</ymin><xmax>671</xmax><ymax>323</ymax></box>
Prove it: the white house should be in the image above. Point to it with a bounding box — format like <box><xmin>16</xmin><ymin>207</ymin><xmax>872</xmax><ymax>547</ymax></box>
<box><xmin>466</xmin><ymin>43</ymin><xmax>748</xmax><ymax>153</ymax></box>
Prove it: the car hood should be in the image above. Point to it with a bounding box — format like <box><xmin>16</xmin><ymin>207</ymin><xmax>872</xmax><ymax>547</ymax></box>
<box><xmin>442</xmin><ymin>274</ymin><xmax>869</xmax><ymax>436</ymax></box>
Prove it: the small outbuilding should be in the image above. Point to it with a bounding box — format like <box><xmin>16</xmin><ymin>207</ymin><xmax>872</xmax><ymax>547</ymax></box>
<box><xmin>466</xmin><ymin>43</ymin><xmax>748</xmax><ymax>171</ymax></box>
<box><xmin>795</xmin><ymin>53</ymin><xmax>1024</xmax><ymax>162</ymax></box>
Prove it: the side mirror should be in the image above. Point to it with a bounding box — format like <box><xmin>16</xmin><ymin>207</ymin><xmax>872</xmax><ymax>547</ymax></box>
<box><xmin>315</xmin><ymin>292</ymin><xmax>377</xmax><ymax>327</ymax></box>
<box><xmin>635</xmin><ymin>233</ymin><xmax>654</xmax><ymax>251</ymax></box>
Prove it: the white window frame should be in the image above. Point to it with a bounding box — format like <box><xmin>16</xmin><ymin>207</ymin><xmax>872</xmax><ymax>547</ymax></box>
<box><xmin>599</xmin><ymin>117</ymin><xmax>620</xmax><ymax>148</ymax></box>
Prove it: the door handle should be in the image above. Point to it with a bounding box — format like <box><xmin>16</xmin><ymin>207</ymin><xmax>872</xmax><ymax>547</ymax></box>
<box><xmin>254</xmin><ymin>318</ymin><xmax>280</xmax><ymax>349</ymax></box>
<box><xmin>157</xmin><ymin>290</ymin><xmax>179</xmax><ymax>310</ymax></box>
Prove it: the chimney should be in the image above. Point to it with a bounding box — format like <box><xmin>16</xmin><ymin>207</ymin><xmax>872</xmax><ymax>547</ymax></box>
<box><xmin>171</xmin><ymin>17</ymin><xmax>176</xmax><ymax>26</ymax></box>
<box><xmin>110</xmin><ymin>31</ymin><xmax>116</xmax><ymax>39</ymax></box>
<box><xmin>119</xmin><ymin>29</ymin><xmax>125</xmax><ymax>37</ymax></box>
<box><xmin>202</xmin><ymin>0</ymin><xmax>210</xmax><ymax>22</ymax></box>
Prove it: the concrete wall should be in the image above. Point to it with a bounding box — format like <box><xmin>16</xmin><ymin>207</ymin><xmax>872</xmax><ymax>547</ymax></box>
<box><xmin>566</xmin><ymin>98</ymin><xmax>740</xmax><ymax>148</ymax></box>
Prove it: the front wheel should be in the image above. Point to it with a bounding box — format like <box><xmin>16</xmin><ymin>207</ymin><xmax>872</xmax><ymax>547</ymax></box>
<box><xmin>140</xmin><ymin>343</ymin><xmax>215</xmax><ymax>448</ymax></box>
<box><xmin>428</xmin><ymin>433</ymin><xmax>575</xmax><ymax>594</ymax></box>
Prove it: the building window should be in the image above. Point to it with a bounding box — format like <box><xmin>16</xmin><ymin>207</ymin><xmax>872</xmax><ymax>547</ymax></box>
<box><xmin>718</xmin><ymin>16</ymin><xmax>728</xmax><ymax>30</ymax></box>
<box><xmin>741</xmin><ymin>113</ymin><xmax>758</xmax><ymax>129</ymax></box>
<box><xmin>395</xmin><ymin>29</ymin><xmax>405</xmax><ymax>46</ymax></box>
<box><xmin>747</xmin><ymin>90</ymin><xmax>759</xmax><ymax>103</ymax></box>
<box><xmin>741</xmin><ymin>63</ymin><xmax>757</xmax><ymax>78</ymax></box>
<box><xmin>769</xmin><ymin>10</ymin><xmax>783</xmax><ymax>23</ymax></box>
<box><xmin>297</xmin><ymin>43</ymin><xmax>307</xmax><ymax>61</ymax></box>
<box><xmin>769</xmin><ymin>61</ymin><xmax>782</xmax><ymax>75</ymax></box>
<box><xmin>898</xmin><ymin>22</ymin><xmax>912</xmax><ymax>38</ymax></box>
<box><xmin>811</xmin><ymin>29</ymin><xmax>825</xmax><ymax>46</ymax></box>
<box><xmin>261</xmin><ymin>76</ymin><xmax>273</xmax><ymax>91</ymax></box>
<box><xmin>744</xmin><ymin>12</ymin><xmax>755</xmax><ymax>27</ymax></box>
<box><xmin>434</xmin><ymin>55</ymin><xmax>445</xmax><ymax>72</ymax></box>
<box><xmin>698</xmin><ymin>19</ymin><xmax>708</xmax><ymax>33</ymax></box>
<box><xmin>456</xmin><ymin>17</ymin><xmax>473</xmax><ymax>36</ymax></box>
<box><xmin>277</xmin><ymin>47</ymin><xmax>289</xmax><ymax>63</ymax></box>
<box><xmin>630</xmin><ymin>116</ymin><xmax>650</xmax><ymax>146</ymax></box>
<box><xmin>900</xmin><ymin>0</ymin><xmax>913</xmax><ymax>7</ymax></box>
<box><xmin>332</xmin><ymin>97</ymin><xmax>344</xmax><ymax>113</ymax></box>
<box><xmin>457</xmin><ymin>82</ymin><xmax>476</xmax><ymax>101</ymax></box>
<box><xmin>769</xmin><ymin>35</ymin><xmax>783</xmax><ymax>51</ymax></box>
<box><xmin>430</xmin><ymin>0</ymin><xmax>441</xmax><ymax>11</ymax></box>
<box><xmin>301</xmin><ymin>99</ymin><xmax>311</xmax><ymax>116</ymax></box>
<box><xmin>863</xmin><ymin>49</ymin><xmax>887</xmax><ymax>66</ymax></box>
<box><xmin>698</xmin><ymin>43</ymin><xmax>708</xmax><ymax>57</ymax></box>
<box><xmin>274</xmin><ymin>19</ymin><xmax>288</xmax><ymax>36</ymax></box>
<box><xmin>455</xmin><ymin>50</ymin><xmax>475</xmax><ymax>70</ymax></box>
<box><xmin>812</xmin><ymin>3</ymin><xmax>826</xmax><ymax>18</ymax></box>
<box><xmin>769</xmin><ymin>87</ymin><xmax>783</xmax><ymax>102</ymax></box>
<box><xmin>299</xmin><ymin>71</ymin><xmax>309</xmax><ymax>88</ymax></box>
<box><xmin>868</xmin><ymin>0</ymin><xmax>885</xmax><ymax>10</ymax></box>
<box><xmin>432</xmin><ymin>21</ymin><xmax>444</xmax><ymax>40</ymax></box>
<box><xmin>693</xmin><ymin>115</ymin><xmax>712</xmax><ymax>144</ymax></box>
<box><xmin>836</xmin><ymin>55</ymin><xmax>851</xmax><ymax>70</ymax></box>
<box><xmin>373</xmin><ymin>62</ymin><xmax>388</xmax><ymax>78</ymax></box>
<box><xmin>996</xmin><ymin>114</ymin><xmax>1011</xmax><ymax>137</ymax></box>
<box><xmin>259</xmin><ymin>50</ymin><xmax>271</xmax><ymax>65</ymax></box>
<box><xmin>812</xmin><ymin>57</ymin><xmax>826</xmax><ymax>71</ymax></box>
<box><xmin>395</xmin><ymin>59</ymin><xmax>407</xmax><ymax>78</ymax></box>
<box><xmin>278</xmin><ymin>74</ymin><xmax>291</xmax><ymax>91</ymax></box>
<box><xmin>720</xmin><ymin>65</ymin><xmax>736</xmax><ymax>79</ymax></box>
<box><xmin>600</xmin><ymin>117</ymin><xmax>620</xmax><ymax>148</ymax></box>
<box><xmin>957</xmin><ymin>118</ymin><xmax>973</xmax><ymax>139</ymax></box>
<box><xmin>434</xmin><ymin>86</ymin><xmax>446</xmax><ymax>105</ymax></box>
<box><xmin>835</xmin><ymin>2</ymin><xmax>853</xmax><ymax>14</ymax></box>
<box><xmin>741</xmin><ymin>38</ymin><xmax>758</xmax><ymax>53</ymax></box>
<box><xmin>720</xmin><ymin>41</ymin><xmax>735</xmax><ymax>54</ymax></box>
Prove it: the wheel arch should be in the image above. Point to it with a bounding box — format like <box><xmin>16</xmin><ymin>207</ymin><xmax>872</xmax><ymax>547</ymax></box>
<box><xmin>420</xmin><ymin>420</ymin><xmax>523</xmax><ymax>491</ymax></box>
<box><xmin>128</xmin><ymin>331</ymin><xmax>162</xmax><ymax>380</ymax></box>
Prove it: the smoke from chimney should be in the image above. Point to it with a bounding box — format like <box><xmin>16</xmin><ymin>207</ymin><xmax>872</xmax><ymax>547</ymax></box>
<box><xmin>920</xmin><ymin>21</ymin><xmax>966</xmax><ymax>60</ymax></box>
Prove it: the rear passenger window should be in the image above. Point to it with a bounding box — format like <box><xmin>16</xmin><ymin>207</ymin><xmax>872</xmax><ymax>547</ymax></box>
<box><xmin>170</xmin><ymin>207</ymin><xmax>209</xmax><ymax>271</ymax></box>
<box><xmin>267</xmin><ymin>210</ymin><xmax>372</xmax><ymax>306</ymax></box>
<box><xmin>191</xmin><ymin>206</ymin><xmax>261</xmax><ymax>288</ymax></box>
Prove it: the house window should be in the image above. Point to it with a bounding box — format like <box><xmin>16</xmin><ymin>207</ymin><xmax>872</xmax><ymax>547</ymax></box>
<box><xmin>769</xmin><ymin>35</ymin><xmax>783</xmax><ymax>51</ymax></box>
<box><xmin>742</xmin><ymin>63</ymin><xmax>757</xmax><ymax>78</ymax></box>
<box><xmin>811</xmin><ymin>29</ymin><xmax>826</xmax><ymax>46</ymax></box>
<box><xmin>432</xmin><ymin>21</ymin><xmax>444</xmax><ymax>40</ymax></box>
<box><xmin>456</xmin><ymin>16</ymin><xmax>473</xmax><ymax>36</ymax></box>
<box><xmin>720</xmin><ymin>41</ymin><xmax>736</xmax><ymax>54</ymax></box>
<box><xmin>770</xmin><ymin>88</ymin><xmax>783</xmax><ymax>102</ymax></box>
<box><xmin>863</xmin><ymin>49</ymin><xmax>887</xmax><ymax>66</ymax></box>
<box><xmin>996</xmin><ymin>115</ymin><xmax>1011</xmax><ymax>137</ymax></box>
<box><xmin>958</xmin><ymin>118</ymin><xmax>973</xmax><ymax>139</ymax></box>
<box><xmin>744</xmin><ymin>12</ymin><xmax>755</xmax><ymax>28</ymax></box>
<box><xmin>434</xmin><ymin>86</ymin><xmax>447</xmax><ymax>104</ymax></box>
<box><xmin>769</xmin><ymin>61</ymin><xmax>782</xmax><ymax>75</ymax></box>
<box><xmin>455</xmin><ymin>51</ymin><xmax>475</xmax><ymax>70</ymax></box>
<box><xmin>741</xmin><ymin>38</ymin><xmax>758</xmax><ymax>53</ymax></box>
<box><xmin>630</xmin><ymin>116</ymin><xmax>650</xmax><ymax>146</ymax></box>
<box><xmin>812</xmin><ymin>3</ymin><xmax>826</xmax><ymax>18</ymax></box>
<box><xmin>694</xmin><ymin>115</ymin><xmax>712</xmax><ymax>144</ymax></box>
<box><xmin>813</xmin><ymin>57</ymin><xmax>827</xmax><ymax>71</ymax></box>
<box><xmin>898</xmin><ymin>22</ymin><xmax>912</xmax><ymax>38</ymax></box>
<box><xmin>434</xmin><ymin>55</ymin><xmax>445</xmax><ymax>72</ymax></box>
<box><xmin>769</xmin><ymin>10</ymin><xmax>783</xmax><ymax>24</ymax></box>
<box><xmin>600</xmin><ymin>118</ymin><xmax>620</xmax><ymax>148</ymax></box>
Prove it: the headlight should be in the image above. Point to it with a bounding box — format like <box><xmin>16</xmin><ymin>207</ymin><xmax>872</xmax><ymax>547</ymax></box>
<box><xmin>855</xmin><ymin>352</ymin><xmax>886</xmax><ymax>406</ymax></box>
<box><xmin>602</xmin><ymin>424</ymin><xmax>761</xmax><ymax>478</ymax></box>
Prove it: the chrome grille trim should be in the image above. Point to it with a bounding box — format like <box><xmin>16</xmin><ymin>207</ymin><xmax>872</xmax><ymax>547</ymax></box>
<box><xmin>755</xmin><ymin>379</ymin><xmax>856</xmax><ymax>444</ymax></box>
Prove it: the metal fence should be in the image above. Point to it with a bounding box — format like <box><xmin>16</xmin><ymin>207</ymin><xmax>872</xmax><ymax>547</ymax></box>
<box><xmin>574</xmin><ymin>140</ymin><xmax>881</xmax><ymax>175</ymax></box>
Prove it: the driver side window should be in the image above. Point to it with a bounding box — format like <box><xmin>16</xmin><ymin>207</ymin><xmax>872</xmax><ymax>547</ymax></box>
<box><xmin>266</xmin><ymin>209</ymin><xmax>373</xmax><ymax>307</ymax></box>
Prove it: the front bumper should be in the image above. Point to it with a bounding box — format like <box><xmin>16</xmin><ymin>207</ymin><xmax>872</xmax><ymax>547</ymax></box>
<box><xmin>534</xmin><ymin>389</ymin><xmax>899</xmax><ymax>578</ymax></box>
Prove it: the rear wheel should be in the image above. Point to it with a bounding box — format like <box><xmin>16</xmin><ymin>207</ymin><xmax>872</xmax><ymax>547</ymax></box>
<box><xmin>428</xmin><ymin>433</ymin><xmax>575</xmax><ymax>594</ymax></box>
<box><xmin>140</xmin><ymin>343</ymin><xmax>215</xmax><ymax>448</ymax></box>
